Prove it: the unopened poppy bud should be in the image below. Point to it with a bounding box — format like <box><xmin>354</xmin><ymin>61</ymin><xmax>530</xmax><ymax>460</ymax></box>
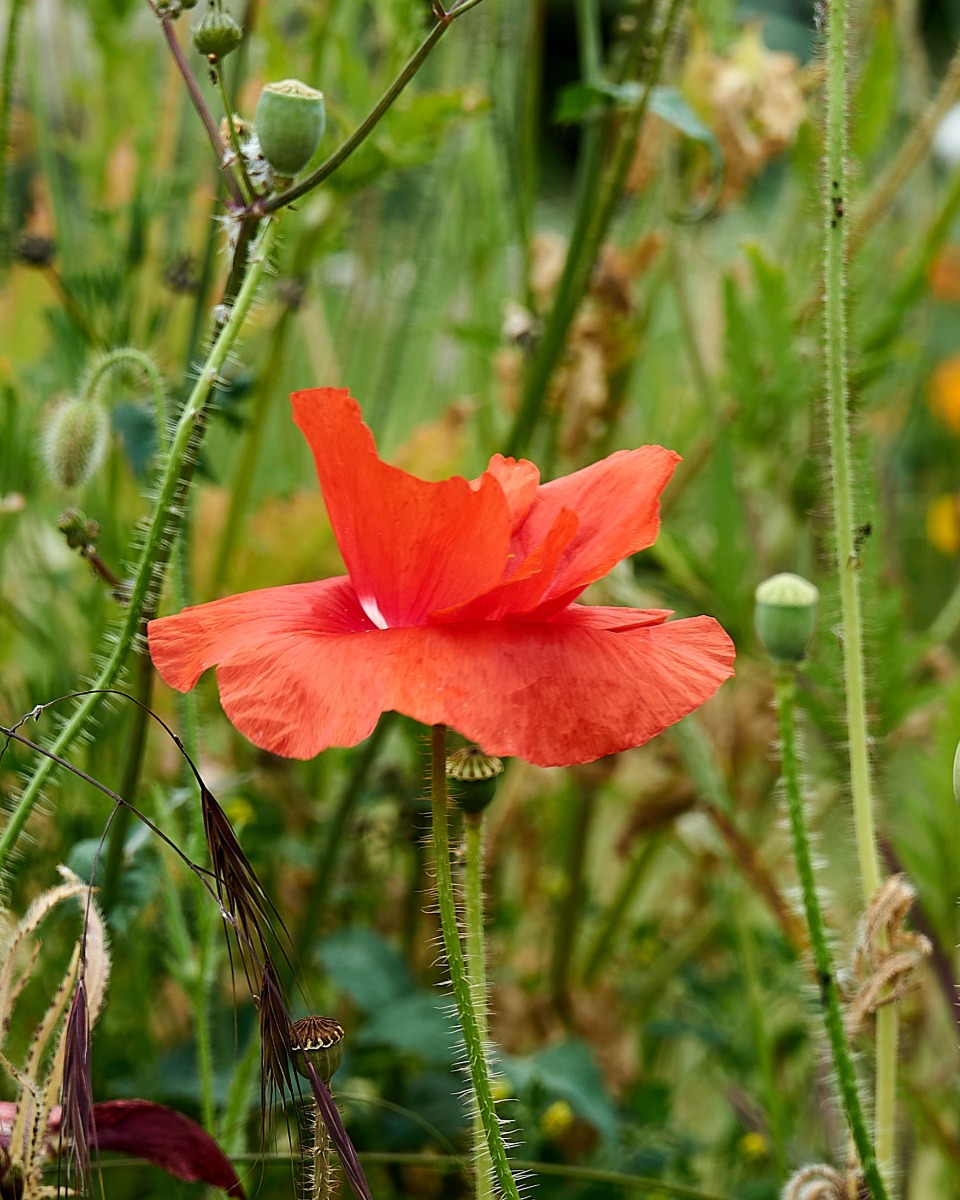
<box><xmin>952</xmin><ymin>737</ymin><xmax>960</xmax><ymax>805</ymax></box>
<box><xmin>192</xmin><ymin>4</ymin><xmax>242</xmax><ymax>58</ymax></box>
<box><xmin>289</xmin><ymin>1015</ymin><xmax>344</xmax><ymax>1083</ymax></box>
<box><xmin>446</xmin><ymin>745</ymin><xmax>503</xmax><ymax>814</ymax></box>
<box><xmin>255</xmin><ymin>80</ymin><xmax>326</xmax><ymax>177</ymax></box>
<box><xmin>754</xmin><ymin>573</ymin><xmax>819</xmax><ymax>663</ymax></box>
<box><xmin>43</xmin><ymin>396</ymin><xmax>109</xmax><ymax>489</ymax></box>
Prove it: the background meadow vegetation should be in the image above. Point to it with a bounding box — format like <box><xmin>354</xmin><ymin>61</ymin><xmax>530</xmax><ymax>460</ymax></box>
<box><xmin>3</xmin><ymin>0</ymin><xmax>960</xmax><ymax>1196</ymax></box>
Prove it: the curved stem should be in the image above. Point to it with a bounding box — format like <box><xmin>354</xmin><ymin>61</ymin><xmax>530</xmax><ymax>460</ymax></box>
<box><xmin>0</xmin><ymin>216</ymin><xmax>283</xmax><ymax>871</ymax></box>
<box><xmin>462</xmin><ymin>813</ymin><xmax>494</xmax><ymax>1200</ymax></box>
<box><xmin>81</xmin><ymin>346</ymin><xmax>168</xmax><ymax>456</ymax></box>
<box><xmin>823</xmin><ymin>0</ymin><xmax>896</xmax><ymax>1177</ymax></box>
<box><xmin>774</xmin><ymin>670</ymin><xmax>888</xmax><ymax>1200</ymax></box>
<box><xmin>429</xmin><ymin>725</ymin><xmax>521</xmax><ymax>1200</ymax></box>
<box><xmin>157</xmin><ymin>11</ymin><xmax>243</xmax><ymax>209</ymax></box>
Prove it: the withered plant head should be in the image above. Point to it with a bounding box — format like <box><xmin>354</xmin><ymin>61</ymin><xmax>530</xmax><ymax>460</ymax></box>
<box><xmin>59</xmin><ymin>979</ymin><xmax>93</xmax><ymax>1197</ymax></box>
<box><xmin>200</xmin><ymin>782</ymin><xmax>287</xmax><ymax>986</ymax></box>
<box><xmin>0</xmin><ymin>869</ymin><xmax>110</xmax><ymax>1200</ymax></box>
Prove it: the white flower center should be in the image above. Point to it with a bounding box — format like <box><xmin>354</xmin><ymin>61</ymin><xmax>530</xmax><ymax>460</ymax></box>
<box><xmin>360</xmin><ymin>595</ymin><xmax>388</xmax><ymax>629</ymax></box>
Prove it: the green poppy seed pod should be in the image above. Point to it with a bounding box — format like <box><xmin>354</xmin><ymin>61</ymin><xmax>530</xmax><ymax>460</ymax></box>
<box><xmin>255</xmin><ymin>80</ymin><xmax>326</xmax><ymax>177</ymax></box>
<box><xmin>192</xmin><ymin>5</ymin><xmax>242</xmax><ymax>58</ymax></box>
<box><xmin>446</xmin><ymin>745</ymin><xmax>503</xmax><ymax>814</ymax></box>
<box><xmin>754</xmin><ymin>573</ymin><xmax>819</xmax><ymax>663</ymax></box>
<box><xmin>43</xmin><ymin>397</ymin><xmax>110</xmax><ymax>489</ymax></box>
<box><xmin>289</xmin><ymin>1015</ymin><xmax>344</xmax><ymax>1083</ymax></box>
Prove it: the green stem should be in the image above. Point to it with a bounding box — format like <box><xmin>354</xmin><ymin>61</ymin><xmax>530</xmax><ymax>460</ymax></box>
<box><xmin>0</xmin><ymin>0</ymin><xmax>27</xmax><ymax>259</ymax></box>
<box><xmin>823</xmin><ymin>0</ymin><xmax>896</xmax><ymax>1178</ymax></box>
<box><xmin>216</xmin><ymin>62</ymin><xmax>256</xmax><ymax>203</ymax></box>
<box><xmin>429</xmin><ymin>725</ymin><xmax>521</xmax><ymax>1200</ymax></box>
<box><xmin>211</xmin><ymin>306</ymin><xmax>294</xmax><ymax>589</ymax></box>
<box><xmin>100</xmin><ymin>652</ymin><xmax>154</xmax><ymax>909</ymax></box>
<box><xmin>295</xmin><ymin>715</ymin><xmax>393</xmax><ymax>961</ymax></box>
<box><xmin>0</xmin><ymin>215</ymin><xmax>283</xmax><ymax>870</ymax></box>
<box><xmin>582</xmin><ymin>835</ymin><xmax>661</xmax><ymax>986</ymax></box>
<box><xmin>774</xmin><ymin>671</ymin><xmax>888</xmax><ymax>1200</ymax></box>
<box><xmin>733</xmin><ymin>905</ymin><xmax>787</xmax><ymax>1177</ymax></box>
<box><xmin>81</xmin><ymin>347</ymin><xmax>168</xmax><ymax>456</ymax></box>
<box><xmin>462</xmin><ymin>813</ymin><xmax>494</xmax><ymax>1200</ymax></box>
<box><xmin>264</xmin><ymin>3</ymin><xmax>479</xmax><ymax>213</ymax></box>
<box><xmin>194</xmin><ymin>903</ymin><xmax>219</xmax><ymax>1131</ymax></box>
<box><xmin>549</xmin><ymin>783</ymin><xmax>596</xmax><ymax>1021</ymax></box>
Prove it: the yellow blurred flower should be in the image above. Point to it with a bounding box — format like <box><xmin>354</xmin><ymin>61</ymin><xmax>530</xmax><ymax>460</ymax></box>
<box><xmin>929</xmin><ymin>358</ymin><xmax>960</xmax><ymax>432</ymax></box>
<box><xmin>738</xmin><ymin>1131</ymin><xmax>770</xmax><ymax>1161</ymax></box>
<box><xmin>540</xmin><ymin>1099</ymin><xmax>576</xmax><ymax>1142</ymax></box>
<box><xmin>927</xmin><ymin>494</ymin><xmax>960</xmax><ymax>555</ymax></box>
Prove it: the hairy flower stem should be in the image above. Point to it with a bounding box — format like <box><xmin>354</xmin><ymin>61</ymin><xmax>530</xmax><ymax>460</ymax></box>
<box><xmin>774</xmin><ymin>670</ymin><xmax>888</xmax><ymax>1200</ymax></box>
<box><xmin>429</xmin><ymin>725</ymin><xmax>521</xmax><ymax>1200</ymax></box>
<box><xmin>81</xmin><ymin>346</ymin><xmax>169</xmax><ymax>456</ymax></box>
<box><xmin>462</xmin><ymin>812</ymin><xmax>494</xmax><ymax>1200</ymax></box>
<box><xmin>0</xmin><ymin>216</ymin><xmax>283</xmax><ymax>871</ymax></box>
<box><xmin>823</xmin><ymin>0</ymin><xmax>896</xmax><ymax>1178</ymax></box>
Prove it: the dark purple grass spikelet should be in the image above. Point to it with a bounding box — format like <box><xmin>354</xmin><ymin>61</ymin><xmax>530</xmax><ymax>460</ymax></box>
<box><xmin>303</xmin><ymin>1061</ymin><xmax>373</xmax><ymax>1200</ymax></box>
<box><xmin>255</xmin><ymin>962</ymin><xmax>373</xmax><ymax>1200</ymax></box>
<box><xmin>60</xmin><ymin>978</ymin><xmax>93</xmax><ymax>1197</ymax></box>
<box><xmin>201</xmin><ymin>783</ymin><xmax>279</xmax><ymax>980</ymax></box>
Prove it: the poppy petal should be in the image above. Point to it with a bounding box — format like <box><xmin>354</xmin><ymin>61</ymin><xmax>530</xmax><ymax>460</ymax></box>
<box><xmin>148</xmin><ymin>578</ymin><xmax>373</xmax><ymax>694</ymax></box>
<box><xmin>516</xmin><ymin>446</ymin><xmax>680</xmax><ymax>613</ymax></box>
<box><xmin>481</xmin><ymin>454</ymin><xmax>540</xmax><ymax>527</ymax></box>
<box><xmin>91</xmin><ymin>1100</ymin><xmax>246</xmax><ymax>1196</ymax></box>
<box><xmin>430</xmin><ymin>508</ymin><xmax>579</xmax><ymax>622</ymax></box>
<box><xmin>292</xmin><ymin>388</ymin><xmax>512</xmax><ymax>627</ymax></box>
<box><xmin>374</xmin><ymin>612</ymin><xmax>735</xmax><ymax>765</ymax></box>
<box><xmin>184</xmin><ymin>606</ymin><xmax>733</xmax><ymax>765</ymax></box>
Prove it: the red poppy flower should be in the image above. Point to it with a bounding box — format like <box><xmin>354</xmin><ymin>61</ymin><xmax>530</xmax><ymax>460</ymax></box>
<box><xmin>148</xmin><ymin>388</ymin><xmax>734</xmax><ymax>766</ymax></box>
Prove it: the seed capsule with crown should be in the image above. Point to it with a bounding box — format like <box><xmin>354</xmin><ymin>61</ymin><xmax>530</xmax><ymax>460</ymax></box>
<box><xmin>754</xmin><ymin>573</ymin><xmax>819</xmax><ymax>664</ymax></box>
<box><xmin>288</xmin><ymin>1015</ymin><xmax>344</xmax><ymax>1083</ymax></box>
<box><xmin>255</xmin><ymin>80</ymin><xmax>326</xmax><ymax>177</ymax></box>
<box><xmin>192</xmin><ymin>3</ymin><xmax>242</xmax><ymax>58</ymax></box>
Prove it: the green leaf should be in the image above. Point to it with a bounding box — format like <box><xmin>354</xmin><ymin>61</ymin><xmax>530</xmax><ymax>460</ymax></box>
<box><xmin>502</xmin><ymin>1039</ymin><xmax>619</xmax><ymax>1147</ymax></box>
<box><xmin>359</xmin><ymin>992</ymin><xmax>460</xmax><ymax>1066</ymax></box>
<box><xmin>320</xmin><ymin>929</ymin><xmax>413</xmax><ymax>1012</ymax></box>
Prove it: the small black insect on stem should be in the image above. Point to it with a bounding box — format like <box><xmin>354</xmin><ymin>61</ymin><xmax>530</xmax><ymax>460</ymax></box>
<box><xmin>830</xmin><ymin>179</ymin><xmax>844</xmax><ymax>227</ymax></box>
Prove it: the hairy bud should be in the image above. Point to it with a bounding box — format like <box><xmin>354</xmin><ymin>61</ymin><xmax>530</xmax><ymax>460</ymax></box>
<box><xmin>42</xmin><ymin>397</ymin><xmax>109</xmax><ymax>489</ymax></box>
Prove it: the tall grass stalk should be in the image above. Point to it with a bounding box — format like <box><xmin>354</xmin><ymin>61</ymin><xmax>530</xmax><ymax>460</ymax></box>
<box><xmin>822</xmin><ymin>0</ymin><xmax>896</xmax><ymax>1179</ymax></box>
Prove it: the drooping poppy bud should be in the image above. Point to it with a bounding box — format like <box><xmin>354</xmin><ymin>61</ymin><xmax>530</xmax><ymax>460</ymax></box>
<box><xmin>754</xmin><ymin>572</ymin><xmax>819</xmax><ymax>664</ymax></box>
<box><xmin>42</xmin><ymin>397</ymin><xmax>110</xmax><ymax>489</ymax></box>
<box><xmin>255</xmin><ymin>80</ymin><xmax>326</xmax><ymax>177</ymax></box>
<box><xmin>289</xmin><ymin>1016</ymin><xmax>344</xmax><ymax>1084</ymax></box>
